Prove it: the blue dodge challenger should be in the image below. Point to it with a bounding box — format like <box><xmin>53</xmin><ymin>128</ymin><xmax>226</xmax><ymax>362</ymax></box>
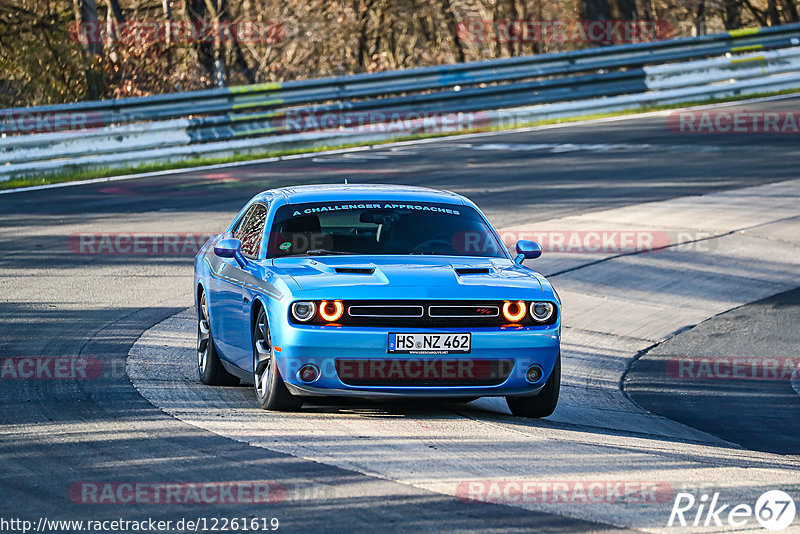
<box><xmin>194</xmin><ymin>184</ymin><xmax>561</xmax><ymax>418</ymax></box>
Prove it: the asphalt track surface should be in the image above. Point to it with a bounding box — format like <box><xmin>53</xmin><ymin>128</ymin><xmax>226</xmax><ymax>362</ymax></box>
<box><xmin>626</xmin><ymin>287</ymin><xmax>800</xmax><ymax>456</ymax></box>
<box><xmin>1</xmin><ymin>96</ymin><xmax>799</xmax><ymax>532</ymax></box>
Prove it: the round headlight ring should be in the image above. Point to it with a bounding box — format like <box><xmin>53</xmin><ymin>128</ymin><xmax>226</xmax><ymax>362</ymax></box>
<box><xmin>291</xmin><ymin>301</ymin><xmax>317</xmax><ymax>322</ymax></box>
<box><xmin>530</xmin><ymin>302</ymin><xmax>554</xmax><ymax>322</ymax></box>
<box><xmin>319</xmin><ymin>300</ymin><xmax>344</xmax><ymax>322</ymax></box>
<box><xmin>502</xmin><ymin>301</ymin><xmax>527</xmax><ymax>322</ymax></box>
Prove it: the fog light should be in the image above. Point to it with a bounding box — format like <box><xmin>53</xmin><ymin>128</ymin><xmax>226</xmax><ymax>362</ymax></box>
<box><xmin>298</xmin><ymin>364</ymin><xmax>319</xmax><ymax>383</ymax></box>
<box><xmin>525</xmin><ymin>364</ymin><xmax>543</xmax><ymax>383</ymax></box>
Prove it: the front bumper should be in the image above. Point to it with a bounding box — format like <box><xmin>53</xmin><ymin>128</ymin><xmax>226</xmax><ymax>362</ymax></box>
<box><xmin>274</xmin><ymin>323</ymin><xmax>560</xmax><ymax>398</ymax></box>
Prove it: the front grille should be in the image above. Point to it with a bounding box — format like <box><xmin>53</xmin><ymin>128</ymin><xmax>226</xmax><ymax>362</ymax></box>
<box><xmin>429</xmin><ymin>305</ymin><xmax>499</xmax><ymax>318</ymax></box>
<box><xmin>289</xmin><ymin>300</ymin><xmax>558</xmax><ymax>327</ymax></box>
<box><xmin>348</xmin><ymin>305</ymin><xmax>424</xmax><ymax>318</ymax></box>
<box><xmin>336</xmin><ymin>359</ymin><xmax>514</xmax><ymax>386</ymax></box>
<box><xmin>343</xmin><ymin>300</ymin><xmax>510</xmax><ymax>326</ymax></box>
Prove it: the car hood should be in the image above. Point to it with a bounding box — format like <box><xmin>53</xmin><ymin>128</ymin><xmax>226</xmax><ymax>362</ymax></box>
<box><xmin>271</xmin><ymin>255</ymin><xmax>546</xmax><ymax>300</ymax></box>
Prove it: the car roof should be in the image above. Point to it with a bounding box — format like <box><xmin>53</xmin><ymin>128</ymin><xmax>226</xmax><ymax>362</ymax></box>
<box><xmin>257</xmin><ymin>184</ymin><xmax>466</xmax><ymax>205</ymax></box>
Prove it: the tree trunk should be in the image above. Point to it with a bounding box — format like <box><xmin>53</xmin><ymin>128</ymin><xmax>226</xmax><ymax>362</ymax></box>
<box><xmin>106</xmin><ymin>0</ymin><xmax>124</xmax><ymax>21</ymax></box>
<box><xmin>579</xmin><ymin>0</ymin><xmax>612</xmax><ymax>46</ymax></box>
<box><xmin>161</xmin><ymin>0</ymin><xmax>173</xmax><ymax>50</ymax></box>
<box><xmin>613</xmin><ymin>0</ymin><xmax>638</xmax><ymax>20</ymax></box>
<box><xmin>579</xmin><ymin>0</ymin><xmax>611</xmax><ymax>22</ymax></box>
<box><xmin>694</xmin><ymin>0</ymin><xmax>707</xmax><ymax>35</ymax></box>
<box><xmin>186</xmin><ymin>0</ymin><xmax>219</xmax><ymax>85</ymax></box>
<box><xmin>782</xmin><ymin>0</ymin><xmax>800</xmax><ymax>22</ymax></box>
<box><xmin>442</xmin><ymin>0</ymin><xmax>465</xmax><ymax>63</ymax></box>
<box><xmin>355</xmin><ymin>0</ymin><xmax>375</xmax><ymax>71</ymax></box>
<box><xmin>104</xmin><ymin>0</ymin><xmax>124</xmax><ymax>62</ymax></box>
<box><xmin>504</xmin><ymin>0</ymin><xmax>517</xmax><ymax>57</ymax></box>
<box><xmin>214</xmin><ymin>0</ymin><xmax>255</xmax><ymax>84</ymax></box>
<box><xmin>723</xmin><ymin>0</ymin><xmax>742</xmax><ymax>29</ymax></box>
<box><xmin>767</xmin><ymin>0</ymin><xmax>781</xmax><ymax>24</ymax></box>
<box><xmin>74</xmin><ymin>0</ymin><xmax>102</xmax><ymax>99</ymax></box>
<box><xmin>74</xmin><ymin>0</ymin><xmax>101</xmax><ymax>55</ymax></box>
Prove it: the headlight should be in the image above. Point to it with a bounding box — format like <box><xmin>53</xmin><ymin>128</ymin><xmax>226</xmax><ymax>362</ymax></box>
<box><xmin>530</xmin><ymin>302</ymin><xmax>554</xmax><ymax>322</ymax></box>
<box><xmin>319</xmin><ymin>300</ymin><xmax>344</xmax><ymax>322</ymax></box>
<box><xmin>291</xmin><ymin>301</ymin><xmax>317</xmax><ymax>322</ymax></box>
<box><xmin>502</xmin><ymin>301</ymin><xmax>527</xmax><ymax>322</ymax></box>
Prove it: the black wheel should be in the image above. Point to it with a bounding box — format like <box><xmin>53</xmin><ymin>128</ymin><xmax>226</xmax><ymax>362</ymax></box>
<box><xmin>197</xmin><ymin>291</ymin><xmax>239</xmax><ymax>386</ymax></box>
<box><xmin>253</xmin><ymin>307</ymin><xmax>302</xmax><ymax>411</ymax></box>
<box><xmin>506</xmin><ymin>353</ymin><xmax>560</xmax><ymax>418</ymax></box>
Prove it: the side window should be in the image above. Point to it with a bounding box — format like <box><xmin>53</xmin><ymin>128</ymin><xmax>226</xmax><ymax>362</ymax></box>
<box><xmin>234</xmin><ymin>204</ymin><xmax>268</xmax><ymax>258</ymax></box>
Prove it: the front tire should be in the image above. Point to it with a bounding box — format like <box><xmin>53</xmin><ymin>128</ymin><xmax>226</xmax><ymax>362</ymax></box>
<box><xmin>253</xmin><ymin>307</ymin><xmax>302</xmax><ymax>411</ymax></box>
<box><xmin>197</xmin><ymin>291</ymin><xmax>239</xmax><ymax>386</ymax></box>
<box><xmin>506</xmin><ymin>353</ymin><xmax>560</xmax><ymax>418</ymax></box>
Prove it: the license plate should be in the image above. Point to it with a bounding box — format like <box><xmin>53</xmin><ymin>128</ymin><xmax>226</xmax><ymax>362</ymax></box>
<box><xmin>387</xmin><ymin>333</ymin><xmax>471</xmax><ymax>354</ymax></box>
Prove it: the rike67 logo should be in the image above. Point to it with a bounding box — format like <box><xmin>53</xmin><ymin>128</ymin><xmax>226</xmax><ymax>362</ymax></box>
<box><xmin>668</xmin><ymin>490</ymin><xmax>796</xmax><ymax>531</ymax></box>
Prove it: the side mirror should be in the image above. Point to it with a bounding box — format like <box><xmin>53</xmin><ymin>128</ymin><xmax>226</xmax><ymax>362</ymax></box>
<box><xmin>515</xmin><ymin>240</ymin><xmax>542</xmax><ymax>264</ymax></box>
<box><xmin>214</xmin><ymin>237</ymin><xmax>242</xmax><ymax>258</ymax></box>
<box><xmin>215</xmin><ymin>237</ymin><xmax>248</xmax><ymax>267</ymax></box>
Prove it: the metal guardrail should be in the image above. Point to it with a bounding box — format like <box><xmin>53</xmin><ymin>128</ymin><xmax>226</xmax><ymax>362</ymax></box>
<box><xmin>2</xmin><ymin>24</ymin><xmax>800</xmax><ymax>179</ymax></box>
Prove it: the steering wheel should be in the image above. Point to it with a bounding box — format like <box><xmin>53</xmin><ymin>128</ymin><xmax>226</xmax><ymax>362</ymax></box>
<box><xmin>412</xmin><ymin>239</ymin><xmax>454</xmax><ymax>254</ymax></box>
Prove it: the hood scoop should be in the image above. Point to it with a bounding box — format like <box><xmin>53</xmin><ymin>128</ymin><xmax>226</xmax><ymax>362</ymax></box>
<box><xmin>455</xmin><ymin>267</ymin><xmax>492</xmax><ymax>275</ymax></box>
<box><xmin>334</xmin><ymin>267</ymin><xmax>375</xmax><ymax>274</ymax></box>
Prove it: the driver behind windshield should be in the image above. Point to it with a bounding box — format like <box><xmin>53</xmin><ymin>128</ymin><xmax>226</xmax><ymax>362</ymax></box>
<box><xmin>266</xmin><ymin>201</ymin><xmax>504</xmax><ymax>258</ymax></box>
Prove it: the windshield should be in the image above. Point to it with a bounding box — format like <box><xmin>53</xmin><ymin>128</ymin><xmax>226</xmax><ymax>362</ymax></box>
<box><xmin>266</xmin><ymin>201</ymin><xmax>506</xmax><ymax>258</ymax></box>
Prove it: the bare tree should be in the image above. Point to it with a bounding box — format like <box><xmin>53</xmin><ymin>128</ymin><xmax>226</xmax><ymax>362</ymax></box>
<box><xmin>73</xmin><ymin>0</ymin><xmax>101</xmax><ymax>55</ymax></box>
<box><xmin>614</xmin><ymin>0</ymin><xmax>638</xmax><ymax>19</ymax></box>
<box><xmin>186</xmin><ymin>0</ymin><xmax>221</xmax><ymax>85</ymax></box>
<box><xmin>767</xmin><ymin>0</ymin><xmax>781</xmax><ymax>24</ymax></box>
<box><xmin>723</xmin><ymin>0</ymin><xmax>743</xmax><ymax>29</ymax></box>
<box><xmin>579</xmin><ymin>0</ymin><xmax>612</xmax><ymax>23</ymax></box>
<box><xmin>73</xmin><ymin>0</ymin><xmax>102</xmax><ymax>98</ymax></box>
<box><xmin>355</xmin><ymin>0</ymin><xmax>377</xmax><ymax>71</ymax></box>
<box><xmin>782</xmin><ymin>0</ymin><xmax>800</xmax><ymax>22</ymax></box>
<box><xmin>694</xmin><ymin>0</ymin><xmax>707</xmax><ymax>35</ymax></box>
<box><xmin>442</xmin><ymin>0</ymin><xmax>465</xmax><ymax>63</ymax></box>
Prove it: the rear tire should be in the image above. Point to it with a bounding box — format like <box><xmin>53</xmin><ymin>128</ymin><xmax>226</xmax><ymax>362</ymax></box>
<box><xmin>197</xmin><ymin>291</ymin><xmax>239</xmax><ymax>386</ymax></box>
<box><xmin>253</xmin><ymin>307</ymin><xmax>302</xmax><ymax>411</ymax></box>
<box><xmin>506</xmin><ymin>353</ymin><xmax>560</xmax><ymax>418</ymax></box>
